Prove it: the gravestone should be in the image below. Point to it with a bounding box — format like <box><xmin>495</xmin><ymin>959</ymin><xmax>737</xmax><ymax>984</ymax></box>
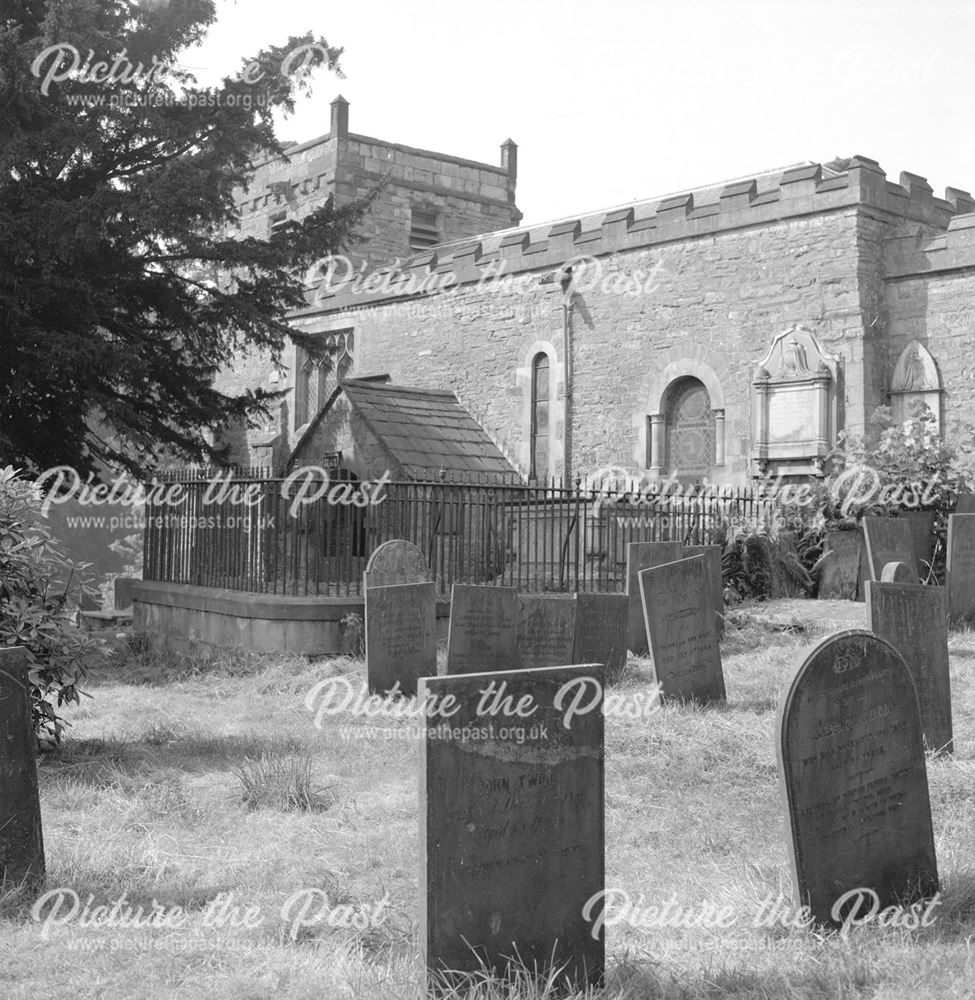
<box><xmin>683</xmin><ymin>543</ymin><xmax>724</xmax><ymax>633</ymax></box>
<box><xmin>365</xmin><ymin>583</ymin><xmax>437</xmax><ymax>697</ymax></box>
<box><xmin>638</xmin><ymin>555</ymin><xmax>725</xmax><ymax>703</ymax></box>
<box><xmin>363</xmin><ymin>539</ymin><xmax>431</xmax><ymax>589</ymax></box>
<box><xmin>0</xmin><ymin>648</ymin><xmax>45</xmax><ymax>891</ymax></box>
<box><xmin>626</xmin><ymin>541</ymin><xmax>682</xmax><ymax>654</ymax></box>
<box><xmin>862</xmin><ymin>517</ymin><xmax>918</xmax><ymax>584</ymax></box>
<box><xmin>419</xmin><ymin>663</ymin><xmax>604</xmax><ymax>990</ymax></box>
<box><xmin>956</xmin><ymin>493</ymin><xmax>975</xmax><ymax>515</ymax></box>
<box><xmin>819</xmin><ymin>528</ymin><xmax>863</xmax><ymax>600</ymax></box>
<box><xmin>867</xmin><ymin>581</ymin><xmax>952</xmax><ymax>755</ymax></box>
<box><xmin>881</xmin><ymin>561</ymin><xmax>913</xmax><ymax>583</ymax></box>
<box><xmin>516</xmin><ymin>595</ymin><xmax>576</xmax><ymax>670</ymax></box>
<box><xmin>574</xmin><ymin>593</ymin><xmax>629</xmax><ymax>685</ymax></box>
<box><xmin>777</xmin><ymin>630</ymin><xmax>938</xmax><ymax>927</ymax></box>
<box><xmin>947</xmin><ymin>514</ymin><xmax>975</xmax><ymax>624</ymax></box>
<box><xmin>445</xmin><ymin>585</ymin><xmax>518</xmax><ymax>674</ymax></box>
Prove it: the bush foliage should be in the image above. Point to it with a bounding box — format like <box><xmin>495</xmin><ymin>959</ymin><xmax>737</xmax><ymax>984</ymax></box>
<box><xmin>0</xmin><ymin>466</ymin><xmax>105</xmax><ymax>743</ymax></box>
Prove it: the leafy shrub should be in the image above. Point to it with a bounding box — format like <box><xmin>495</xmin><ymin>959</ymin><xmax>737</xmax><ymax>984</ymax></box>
<box><xmin>0</xmin><ymin>466</ymin><xmax>106</xmax><ymax>743</ymax></box>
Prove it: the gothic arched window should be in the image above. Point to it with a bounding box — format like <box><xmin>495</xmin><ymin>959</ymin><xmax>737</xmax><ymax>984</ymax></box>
<box><xmin>664</xmin><ymin>377</ymin><xmax>714</xmax><ymax>480</ymax></box>
<box><xmin>530</xmin><ymin>353</ymin><xmax>550</xmax><ymax>482</ymax></box>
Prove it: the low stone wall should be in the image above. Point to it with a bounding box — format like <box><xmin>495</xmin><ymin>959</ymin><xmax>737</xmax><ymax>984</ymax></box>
<box><xmin>132</xmin><ymin>581</ymin><xmax>451</xmax><ymax>656</ymax></box>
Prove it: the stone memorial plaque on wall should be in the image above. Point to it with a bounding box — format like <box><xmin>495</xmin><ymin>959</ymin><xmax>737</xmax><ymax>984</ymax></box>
<box><xmin>419</xmin><ymin>663</ymin><xmax>604</xmax><ymax>990</ymax></box>
<box><xmin>445</xmin><ymin>585</ymin><xmax>518</xmax><ymax>674</ymax></box>
<box><xmin>0</xmin><ymin>648</ymin><xmax>45</xmax><ymax>891</ymax></box>
<box><xmin>947</xmin><ymin>514</ymin><xmax>975</xmax><ymax>624</ymax></box>
<box><xmin>625</xmin><ymin>541</ymin><xmax>682</xmax><ymax>654</ymax></box>
<box><xmin>365</xmin><ymin>582</ymin><xmax>437</xmax><ymax>697</ymax></box>
<box><xmin>363</xmin><ymin>539</ymin><xmax>431</xmax><ymax>590</ymax></box>
<box><xmin>777</xmin><ymin>630</ymin><xmax>938</xmax><ymax>926</ymax></box>
<box><xmin>862</xmin><ymin>517</ymin><xmax>918</xmax><ymax>584</ymax></box>
<box><xmin>516</xmin><ymin>595</ymin><xmax>576</xmax><ymax>670</ymax></box>
<box><xmin>867</xmin><ymin>581</ymin><xmax>952</xmax><ymax>755</ymax></box>
<box><xmin>639</xmin><ymin>555</ymin><xmax>725</xmax><ymax>703</ymax></box>
<box><xmin>574</xmin><ymin>593</ymin><xmax>629</xmax><ymax>685</ymax></box>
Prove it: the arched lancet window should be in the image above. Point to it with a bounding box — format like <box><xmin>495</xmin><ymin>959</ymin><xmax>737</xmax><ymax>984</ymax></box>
<box><xmin>664</xmin><ymin>377</ymin><xmax>714</xmax><ymax>480</ymax></box>
<box><xmin>294</xmin><ymin>352</ymin><xmax>318</xmax><ymax>427</ymax></box>
<box><xmin>530</xmin><ymin>353</ymin><xmax>550</xmax><ymax>482</ymax></box>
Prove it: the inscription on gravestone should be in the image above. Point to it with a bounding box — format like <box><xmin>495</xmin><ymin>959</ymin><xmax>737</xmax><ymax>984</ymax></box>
<box><xmin>574</xmin><ymin>594</ymin><xmax>629</xmax><ymax>685</ymax></box>
<box><xmin>516</xmin><ymin>595</ymin><xmax>576</xmax><ymax>670</ymax></box>
<box><xmin>626</xmin><ymin>541</ymin><xmax>682</xmax><ymax>654</ymax></box>
<box><xmin>0</xmin><ymin>647</ymin><xmax>45</xmax><ymax>891</ymax></box>
<box><xmin>363</xmin><ymin>539</ymin><xmax>431</xmax><ymax>589</ymax></box>
<box><xmin>862</xmin><ymin>518</ymin><xmax>918</xmax><ymax>584</ymax></box>
<box><xmin>777</xmin><ymin>630</ymin><xmax>938</xmax><ymax>926</ymax></box>
<box><xmin>867</xmin><ymin>581</ymin><xmax>952</xmax><ymax>755</ymax></box>
<box><xmin>639</xmin><ymin>555</ymin><xmax>725</xmax><ymax>703</ymax></box>
<box><xmin>365</xmin><ymin>582</ymin><xmax>437</xmax><ymax>697</ymax></box>
<box><xmin>445</xmin><ymin>585</ymin><xmax>518</xmax><ymax>674</ymax></box>
<box><xmin>947</xmin><ymin>514</ymin><xmax>975</xmax><ymax>624</ymax></box>
<box><xmin>419</xmin><ymin>663</ymin><xmax>604</xmax><ymax>990</ymax></box>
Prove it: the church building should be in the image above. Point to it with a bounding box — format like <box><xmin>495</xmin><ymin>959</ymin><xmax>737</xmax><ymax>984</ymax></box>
<box><xmin>217</xmin><ymin>100</ymin><xmax>975</xmax><ymax>488</ymax></box>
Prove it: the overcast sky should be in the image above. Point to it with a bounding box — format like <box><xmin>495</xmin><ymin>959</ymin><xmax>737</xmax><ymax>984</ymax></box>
<box><xmin>183</xmin><ymin>0</ymin><xmax>975</xmax><ymax>228</ymax></box>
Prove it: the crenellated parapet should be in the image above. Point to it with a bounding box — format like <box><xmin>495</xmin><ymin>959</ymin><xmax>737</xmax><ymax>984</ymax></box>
<box><xmin>886</xmin><ymin>210</ymin><xmax>975</xmax><ymax>279</ymax></box>
<box><xmin>307</xmin><ymin>156</ymin><xmax>975</xmax><ymax>313</ymax></box>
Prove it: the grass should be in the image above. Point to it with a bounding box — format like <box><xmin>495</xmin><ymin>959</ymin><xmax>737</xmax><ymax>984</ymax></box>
<box><xmin>2</xmin><ymin>612</ymin><xmax>975</xmax><ymax>999</ymax></box>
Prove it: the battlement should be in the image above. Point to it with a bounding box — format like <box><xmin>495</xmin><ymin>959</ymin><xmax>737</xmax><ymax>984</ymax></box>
<box><xmin>886</xmin><ymin>210</ymin><xmax>975</xmax><ymax>279</ymax></box>
<box><xmin>306</xmin><ymin>156</ymin><xmax>974</xmax><ymax>313</ymax></box>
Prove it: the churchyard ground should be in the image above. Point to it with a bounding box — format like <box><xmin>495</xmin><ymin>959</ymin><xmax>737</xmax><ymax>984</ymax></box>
<box><xmin>2</xmin><ymin>616</ymin><xmax>975</xmax><ymax>1000</ymax></box>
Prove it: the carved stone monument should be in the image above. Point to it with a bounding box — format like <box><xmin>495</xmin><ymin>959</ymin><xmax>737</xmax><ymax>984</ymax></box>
<box><xmin>862</xmin><ymin>518</ymin><xmax>918</xmax><ymax>584</ymax></box>
<box><xmin>574</xmin><ymin>594</ymin><xmax>629</xmax><ymax>685</ymax></box>
<box><xmin>516</xmin><ymin>595</ymin><xmax>576</xmax><ymax>670</ymax></box>
<box><xmin>948</xmin><ymin>514</ymin><xmax>975</xmax><ymax>624</ymax></box>
<box><xmin>867</xmin><ymin>581</ymin><xmax>952</xmax><ymax>755</ymax></box>
<box><xmin>365</xmin><ymin>582</ymin><xmax>437</xmax><ymax>697</ymax></box>
<box><xmin>0</xmin><ymin>648</ymin><xmax>45</xmax><ymax>892</ymax></box>
<box><xmin>626</xmin><ymin>541</ymin><xmax>682</xmax><ymax>654</ymax></box>
<box><xmin>752</xmin><ymin>325</ymin><xmax>839</xmax><ymax>478</ymax></box>
<box><xmin>446</xmin><ymin>585</ymin><xmax>518</xmax><ymax>674</ymax></box>
<box><xmin>777</xmin><ymin>630</ymin><xmax>938</xmax><ymax>927</ymax></box>
<box><xmin>638</xmin><ymin>555</ymin><xmax>725</xmax><ymax>703</ymax></box>
<box><xmin>419</xmin><ymin>664</ymin><xmax>604</xmax><ymax>990</ymax></box>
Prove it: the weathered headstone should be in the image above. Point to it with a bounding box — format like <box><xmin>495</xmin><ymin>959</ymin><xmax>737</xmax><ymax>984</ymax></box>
<box><xmin>365</xmin><ymin>583</ymin><xmax>437</xmax><ymax>697</ymax></box>
<box><xmin>867</xmin><ymin>581</ymin><xmax>952</xmax><ymax>755</ymax></box>
<box><xmin>683</xmin><ymin>543</ymin><xmax>724</xmax><ymax>633</ymax></box>
<box><xmin>777</xmin><ymin>630</ymin><xmax>938</xmax><ymax>927</ymax></box>
<box><xmin>956</xmin><ymin>492</ymin><xmax>975</xmax><ymax>515</ymax></box>
<box><xmin>419</xmin><ymin>663</ymin><xmax>604</xmax><ymax>989</ymax></box>
<box><xmin>626</xmin><ymin>541</ymin><xmax>682</xmax><ymax>654</ymax></box>
<box><xmin>574</xmin><ymin>593</ymin><xmax>629</xmax><ymax>685</ymax></box>
<box><xmin>881</xmin><ymin>561</ymin><xmax>913</xmax><ymax>583</ymax></box>
<box><xmin>0</xmin><ymin>648</ymin><xmax>45</xmax><ymax>891</ymax></box>
<box><xmin>638</xmin><ymin>555</ymin><xmax>725</xmax><ymax>703</ymax></box>
<box><xmin>862</xmin><ymin>517</ymin><xmax>918</xmax><ymax>584</ymax></box>
<box><xmin>446</xmin><ymin>585</ymin><xmax>518</xmax><ymax>674</ymax></box>
<box><xmin>516</xmin><ymin>595</ymin><xmax>576</xmax><ymax>670</ymax></box>
<box><xmin>947</xmin><ymin>514</ymin><xmax>975</xmax><ymax>624</ymax></box>
<box><xmin>363</xmin><ymin>539</ymin><xmax>431</xmax><ymax>589</ymax></box>
<box><xmin>819</xmin><ymin>528</ymin><xmax>863</xmax><ymax>600</ymax></box>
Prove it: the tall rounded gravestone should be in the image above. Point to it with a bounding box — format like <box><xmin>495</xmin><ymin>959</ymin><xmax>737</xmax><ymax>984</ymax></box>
<box><xmin>776</xmin><ymin>630</ymin><xmax>938</xmax><ymax>927</ymax></box>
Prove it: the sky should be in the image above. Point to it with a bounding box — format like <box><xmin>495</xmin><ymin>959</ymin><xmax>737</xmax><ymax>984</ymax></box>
<box><xmin>181</xmin><ymin>0</ymin><xmax>975</xmax><ymax>228</ymax></box>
